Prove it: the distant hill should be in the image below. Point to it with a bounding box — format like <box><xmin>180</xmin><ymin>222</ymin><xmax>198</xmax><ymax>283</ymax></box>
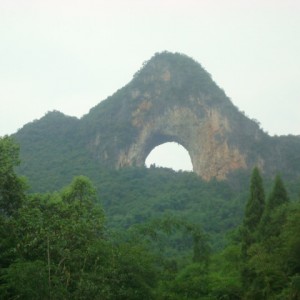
<box><xmin>13</xmin><ymin>51</ymin><xmax>300</xmax><ymax>192</ymax></box>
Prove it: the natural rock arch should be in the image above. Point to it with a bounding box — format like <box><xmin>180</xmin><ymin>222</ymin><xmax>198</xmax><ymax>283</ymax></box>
<box><xmin>86</xmin><ymin>52</ymin><xmax>254</xmax><ymax>180</ymax></box>
<box><xmin>115</xmin><ymin>104</ymin><xmax>247</xmax><ymax>180</ymax></box>
<box><xmin>127</xmin><ymin>118</ymin><xmax>195</xmax><ymax>171</ymax></box>
<box><xmin>145</xmin><ymin>142</ymin><xmax>193</xmax><ymax>171</ymax></box>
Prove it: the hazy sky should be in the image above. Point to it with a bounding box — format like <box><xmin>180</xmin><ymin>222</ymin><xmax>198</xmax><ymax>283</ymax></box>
<box><xmin>1</xmin><ymin>0</ymin><xmax>299</xmax><ymax>170</ymax></box>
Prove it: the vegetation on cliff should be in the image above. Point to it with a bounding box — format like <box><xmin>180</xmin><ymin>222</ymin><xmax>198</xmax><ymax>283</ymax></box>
<box><xmin>12</xmin><ymin>52</ymin><xmax>300</xmax><ymax>189</ymax></box>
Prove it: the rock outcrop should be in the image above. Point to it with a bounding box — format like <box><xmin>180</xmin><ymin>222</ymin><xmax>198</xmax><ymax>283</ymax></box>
<box><xmin>82</xmin><ymin>52</ymin><xmax>268</xmax><ymax>180</ymax></box>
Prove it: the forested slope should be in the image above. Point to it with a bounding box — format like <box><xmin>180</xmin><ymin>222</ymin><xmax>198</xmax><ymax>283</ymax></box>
<box><xmin>1</xmin><ymin>136</ymin><xmax>300</xmax><ymax>299</ymax></box>
<box><xmin>13</xmin><ymin>52</ymin><xmax>300</xmax><ymax>192</ymax></box>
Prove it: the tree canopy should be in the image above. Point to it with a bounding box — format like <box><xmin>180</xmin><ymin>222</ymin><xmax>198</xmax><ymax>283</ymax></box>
<box><xmin>1</xmin><ymin>138</ymin><xmax>300</xmax><ymax>299</ymax></box>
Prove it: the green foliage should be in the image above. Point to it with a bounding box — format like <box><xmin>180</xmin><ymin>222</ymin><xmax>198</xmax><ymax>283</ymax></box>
<box><xmin>243</xmin><ymin>167</ymin><xmax>265</xmax><ymax>233</ymax></box>
<box><xmin>0</xmin><ymin>137</ymin><xmax>27</xmax><ymax>277</ymax></box>
<box><xmin>1</xmin><ymin>260</ymin><xmax>50</xmax><ymax>299</ymax></box>
<box><xmin>97</xmin><ymin>167</ymin><xmax>247</xmax><ymax>251</ymax></box>
<box><xmin>0</xmin><ymin>136</ymin><xmax>20</xmax><ymax>173</ymax></box>
<box><xmin>240</xmin><ymin>166</ymin><xmax>266</xmax><ymax>291</ymax></box>
<box><xmin>259</xmin><ymin>174</ymin><xmax>290</xmax><ymax>240</ymax></box>
<box><xmin>2</xmin><ymin>131</ymin><xmax>300</xmax><ymax>298</ymax></box>
<box><xmin>209</xmin><ymin>245</ymin><xmax>242</xmax><ymax>299</ymax></box>
<box><xmin>132</xmin><ymin>51</ymin><xmax>229</xmax><ymax>106</ymax></box>
<box><xmin>130</xmin><ymin>214</ymin><xmax>211</xmax><ymax>268</ymax></box>
<box><xmin>0</xmin><ymin>136</ymin><xmax>26</xmax><ymax>216</ymax></box>
<box><xmin>13</xmin><ymin>111</ymin><xmax>98</xmax><ymax>193</ymax></box>
<box><xmin>1</xmin><ymin>178</ymin><xmax>105</xmax><ymax>298</ymax></box>
<box><xmin>0</xmin><ymin>175</ymin><xmax>159</xmax><ymax>299</ymax></box>
<box><xmin>280</xmin><ymin>202</ymin><xmax>300</xmax><ymax>275</ymax></box>
<box><xmin>61</xmin><ymin>175</ymin><xmax>97</xmax><ymax>206</ymax></box>
<box><xmin>166</xmin><ymin>263</ymin><xmax>210</xmax><ymax>299</ymax></box>
<box><xmin>266</xmin><ymin>174</ymin><xmax>289</xmax><ymax>210</ymax></box>
<box><xmin>239</xmin><ymin>167</ymin><xmax>265</xmax><ymax>295</ymax></box>
<box><xmin>239</xmin><ymin>171</ymin><xmax>300</xmax><ymax>299</ymax></box>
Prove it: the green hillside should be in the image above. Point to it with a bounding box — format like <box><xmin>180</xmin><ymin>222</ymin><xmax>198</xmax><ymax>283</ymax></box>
<box><xmin>93</xmin><ymin>167</ymin><xmax>249</xmax><ymax>250</ymax></box>
<box><xmin>13</xmin><ymin>51</ymin><xmax>300</xmax><ymax>192</ymax></box>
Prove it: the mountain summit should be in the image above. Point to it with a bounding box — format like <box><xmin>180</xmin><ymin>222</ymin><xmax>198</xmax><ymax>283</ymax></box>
<box><xmin>14</xmin><ymin>52</ymin><xmax>300</xmax><ymax>191</ymax></box>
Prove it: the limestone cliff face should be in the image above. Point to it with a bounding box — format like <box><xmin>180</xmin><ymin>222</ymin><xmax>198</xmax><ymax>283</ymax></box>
<box><xmin>94</xmin><ymin>54</ymin><xmax>255</xmax><ymax>180</ymax></box>
<box><xmin>82</xmin><ymin>52</ymin><xmax>299</xmax><ymax>180</ymax></box>
<box><xmin>117</xmin><ymin>104</ymin><xmax>246</xmax><ymax>180</ymax></box>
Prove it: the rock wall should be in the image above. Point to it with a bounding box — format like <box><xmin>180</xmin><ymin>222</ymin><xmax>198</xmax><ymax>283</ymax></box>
<box><xmin>115</xmin><ymin>103</ymin><xmax>247</xmax><ymax>180</ymax></box>
<box><xmin>83</xmin><ymin>53</ymin><xmax>273</xmax><ymax>180</ymax></box>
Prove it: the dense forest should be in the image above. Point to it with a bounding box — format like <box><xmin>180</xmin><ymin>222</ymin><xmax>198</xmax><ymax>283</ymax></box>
<box><xmin>1</xmin><ymin>136</ymin><xmax>300</xmax><ymax>299</ymax></box>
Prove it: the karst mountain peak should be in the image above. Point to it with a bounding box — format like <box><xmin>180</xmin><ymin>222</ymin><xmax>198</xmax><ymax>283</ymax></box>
<box><xmin>13</xmin><ymin>52</ymin><xmax>300</xmax><ymax>191</ymax></box>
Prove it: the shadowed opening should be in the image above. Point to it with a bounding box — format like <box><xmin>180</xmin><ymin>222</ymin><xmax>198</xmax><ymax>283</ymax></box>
<box><xmin>145</xmin><ymin>142</ymin><xmax>193</xmax><ymax>172</ymax></box>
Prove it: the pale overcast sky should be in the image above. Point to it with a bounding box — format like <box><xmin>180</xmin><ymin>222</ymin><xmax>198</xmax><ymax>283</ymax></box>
<box><xmin>1</xmin><ymin>0</ymin><xmax>299</xmax><ymax>170</ymax></box>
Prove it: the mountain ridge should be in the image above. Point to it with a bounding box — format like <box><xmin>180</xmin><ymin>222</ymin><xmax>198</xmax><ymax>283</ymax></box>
<box><xmin>13</xmin><ymin>51</ymin><xmax>300</xmax><ymax>191</ymax></box>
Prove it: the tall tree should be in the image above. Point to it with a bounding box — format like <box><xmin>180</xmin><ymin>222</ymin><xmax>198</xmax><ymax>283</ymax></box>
<box><xmin>259</xmin><ymin>174</ymin><xmax>289</xmax><ymax>239</ymax></box>
<box><xmin>0</xmin><ymin>137</ymin><xmax>26</xmax><ymax>273</ymax></box>
<box><xmin>242</xmin><ymin>167</ymin><xmax>265</xmax><ymax>241</ymax></box>
<box><xmin>0</xmin><ymin>136</ymin><xmax>26</xmax><ymax>216</ymax></box>
<box><xmin>240</xmin><ymin>167</ymin><xmax>265</xmax><ymax>295</ymax></box>
<box><xmin>266</xmin><ymin>174</ymin><xmax>289</xmax><ymax>211</ymax></box>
